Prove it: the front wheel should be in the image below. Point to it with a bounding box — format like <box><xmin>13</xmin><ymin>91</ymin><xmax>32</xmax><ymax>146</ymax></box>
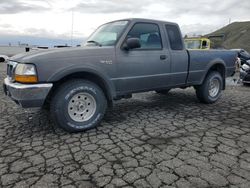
<box><xmin>195</xmin><ymin>71</ymin><xmax>223</xmax><ymax>104</ymax></box>
<box><xmin>50</xmin><ymin>79</ymin><xmax>107</xmax><ymax>132</ymax></box>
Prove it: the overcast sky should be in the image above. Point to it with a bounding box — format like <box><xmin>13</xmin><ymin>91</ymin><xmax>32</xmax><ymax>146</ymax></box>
<box><xmin>0</xmin><ymin>0</ymin><xmax>249</xmax><ymax>41</ymax></box>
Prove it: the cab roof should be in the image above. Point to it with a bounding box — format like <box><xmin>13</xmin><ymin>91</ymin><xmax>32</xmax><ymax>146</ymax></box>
<box><xmin>107</xmin><ymin>18</ymin><xmax>177</xmax><ymax>26</ymax></box>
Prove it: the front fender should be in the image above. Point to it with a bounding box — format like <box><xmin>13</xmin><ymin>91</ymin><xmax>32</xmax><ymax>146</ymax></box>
<box><xmin>47</xmin><ymin>64</ymin><xmax>116</xmax><ymax>100</ymax></box>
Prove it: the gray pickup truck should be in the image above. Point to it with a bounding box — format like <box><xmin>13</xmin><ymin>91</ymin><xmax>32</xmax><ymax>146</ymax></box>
<box><xmin>3</xmin><ymin>18</ymin><xmax>237</xmax><ymax>132</ymax></box>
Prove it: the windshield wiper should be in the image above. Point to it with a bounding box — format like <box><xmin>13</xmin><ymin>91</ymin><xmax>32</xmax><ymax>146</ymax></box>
<box><xmin>86</xmin><ymin>40</ymin><xmax>102</xmax><ymax>47</ymax></box>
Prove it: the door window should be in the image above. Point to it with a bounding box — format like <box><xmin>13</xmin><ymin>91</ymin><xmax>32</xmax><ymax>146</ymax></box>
<box><xmin>126</xmin><ymin>23</ymin><xmax>162</xmax><ymax>50</ymax></box>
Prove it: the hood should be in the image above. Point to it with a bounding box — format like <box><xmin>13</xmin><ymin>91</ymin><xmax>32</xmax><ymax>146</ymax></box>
<box><xmin>10</xmin><ymin>46</ymin><xmax>114</xmax><ymax>63</ymax></box>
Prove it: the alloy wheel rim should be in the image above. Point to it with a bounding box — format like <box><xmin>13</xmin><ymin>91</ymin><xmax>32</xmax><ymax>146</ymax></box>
<box><xmin>67</xmin><ymin>92</ymin><xmax>97</xmax><ymax>122</ymax></box>
<box><xmin>209</xmin><ymin>78</ymin><xmax>220</xmax><ymax>98</ymax></box>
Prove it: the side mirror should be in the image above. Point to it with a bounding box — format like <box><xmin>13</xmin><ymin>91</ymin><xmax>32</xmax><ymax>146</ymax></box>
<box><xmin>0</xmin><ymin>55</ymin><xmax>8</xmax><ymax>63</ymax></box>
<box><xmin>0</xmin><ymin>55</ymin><xmax>9</xmax><ymax>63</ymax></box>
<box><xmin>123</xmin><ymin>38</ymin><xmax>141</xmax><ymax>50</ymax></box>
<box><xmin>0</xmin><ymin>57</ymin><xmax>5</xmax><ymax>63</ymax></box>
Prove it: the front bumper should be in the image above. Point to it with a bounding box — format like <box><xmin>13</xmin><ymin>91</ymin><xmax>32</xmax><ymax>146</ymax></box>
<box><xmin>3</xmin><ymin>78</ymin><xmax>53</xmax><ymax>108</ymax></box>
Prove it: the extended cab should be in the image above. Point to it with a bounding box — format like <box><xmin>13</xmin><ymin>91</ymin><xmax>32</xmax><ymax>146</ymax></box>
<box><xmin>3</xmin><ymin>18</ymin><xmax>237</xmax><ymax>132</ymax></box>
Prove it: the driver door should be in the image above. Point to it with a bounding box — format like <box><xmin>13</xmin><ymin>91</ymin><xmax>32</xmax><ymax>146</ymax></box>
<box><xmin>114</xmin><ymin>22</ymin><xmax>171</xmax><ymax>94</ymax></box>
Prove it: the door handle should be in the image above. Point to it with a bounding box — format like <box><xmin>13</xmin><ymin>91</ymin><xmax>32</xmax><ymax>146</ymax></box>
<box><xmin>160</xmin><ymin>55</ymin><xmax>167</xmax><ymax>60</ymax></box>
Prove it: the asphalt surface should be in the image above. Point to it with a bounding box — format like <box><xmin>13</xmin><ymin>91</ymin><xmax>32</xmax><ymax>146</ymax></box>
<box><xmin>0</xmin><ymin>63</ymin><xmax>250</xmax><ymax>188</ymax></box>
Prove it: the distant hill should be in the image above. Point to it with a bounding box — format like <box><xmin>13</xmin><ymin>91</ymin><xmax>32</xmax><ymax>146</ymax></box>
<box><xmin>205</xmin><ymin>21</ymin><xmax>250</xmax><ymax>52</ymax></box>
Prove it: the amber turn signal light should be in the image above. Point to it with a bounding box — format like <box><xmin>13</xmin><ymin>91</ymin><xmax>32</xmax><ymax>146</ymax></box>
<box><xmin>15</xmin><ymin>75</ymin><xmax>38</xmax><ymax>83</ymax></box>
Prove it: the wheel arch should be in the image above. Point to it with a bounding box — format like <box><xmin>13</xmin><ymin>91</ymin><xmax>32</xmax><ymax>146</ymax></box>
<box><xmin>46</xmin><ymin>68</ymin><xmax>116</xmax><ymax>106</ymax></box>
<box><xmin>202</xmin><ymin>60</ymin><xmax>226</xmax><ymax>90</ymax></box>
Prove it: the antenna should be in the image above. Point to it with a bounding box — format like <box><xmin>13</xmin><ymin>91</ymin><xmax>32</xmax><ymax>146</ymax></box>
<box><xmin>44</xmin><ymin>0</ymin><xmax>52</xmax><ymax>8</ymax></box>
<box><xmin>71</xmin><ymin>10</ymin><xmax>74</xmax><ymax>47</ymax></box>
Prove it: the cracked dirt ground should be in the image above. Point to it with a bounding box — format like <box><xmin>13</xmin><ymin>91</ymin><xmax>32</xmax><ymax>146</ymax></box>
<box><xmin>0</xmin><ymin>63</ymin><xmax>250</xmax><ymax>188</ymax></box>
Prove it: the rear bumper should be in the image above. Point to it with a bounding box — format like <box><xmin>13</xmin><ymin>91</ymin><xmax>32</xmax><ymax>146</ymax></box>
<box><xmin>3</xmin><ymin>78</ymin><xmax>53</xmax><ymax>108</ymax></box>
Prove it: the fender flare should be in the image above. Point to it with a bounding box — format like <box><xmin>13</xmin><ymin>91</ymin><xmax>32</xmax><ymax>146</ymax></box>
<box><xmin>200</xmin><ymin>58</ymin><xmax>226</xmax><ymax>85</ymax></box>
<box><xmin>47</xmin><ymin>65</ymin><xmax>116</xmax><ymax>101</ymax></box>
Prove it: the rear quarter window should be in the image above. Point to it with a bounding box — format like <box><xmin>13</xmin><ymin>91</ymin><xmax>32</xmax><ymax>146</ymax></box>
<box><xmin>165</xmin><ymin>25</ymin><xmax>184</xmax><ymax>50</ymax></box>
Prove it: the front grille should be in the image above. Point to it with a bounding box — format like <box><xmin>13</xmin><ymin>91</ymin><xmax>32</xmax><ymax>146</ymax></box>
<box><xmin>7</xmin><ymin>64</ymin><xmax>12</xmax><ymax>77</ymax></box>
<box><xmin>7</xmin><ymin>61</ymin><xmax>18</xmax><ymax>80</ymax></box>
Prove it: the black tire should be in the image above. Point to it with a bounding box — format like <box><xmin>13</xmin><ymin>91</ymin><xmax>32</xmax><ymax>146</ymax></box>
<box><xmin>195</xmin><ymin>71</ymin><xmax>223</xmax><ymax>104</ymax></box>
<box><xmin>155</xmin><ymin>89</ymin><xmax>171</xmax><ymax>95</ymax></box>
<box><xmin>50</xmin><ymin>79</ymin><xmax>107</xmax><ymax>132</ymax></box>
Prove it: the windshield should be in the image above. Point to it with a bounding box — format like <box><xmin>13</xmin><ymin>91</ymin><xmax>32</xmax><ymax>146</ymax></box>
<box><xmin>85</xmin><ymin>21</ymin><xmax>129</xmax><ymax>47</ymax></box>
<box><xmin>185</xmin><ymin>40</ymin><xmax>201</xmax><ymax>49</ymax></box>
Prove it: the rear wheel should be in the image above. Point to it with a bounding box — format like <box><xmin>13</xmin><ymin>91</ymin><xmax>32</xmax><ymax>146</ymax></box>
<box><xmin>195</xmin><ymin>71</ymin><xmax>223</xmax><ymax>104</ymax></box>
<box><xmin>50</xmin><ymin>79</ymin><xmax>107</xmax><ymax>132</ymax></box>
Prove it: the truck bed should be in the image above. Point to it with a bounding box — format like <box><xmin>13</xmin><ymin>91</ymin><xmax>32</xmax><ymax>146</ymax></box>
<box><xmin>187</xmin><ymin>50</ymin><xmax>237</xmax><ymax>85</ymax></box>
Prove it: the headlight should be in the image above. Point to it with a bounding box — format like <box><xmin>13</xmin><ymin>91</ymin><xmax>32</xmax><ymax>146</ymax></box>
<box><xmin>14</xmin><ymin>64</ymin><xmax>38</xmax><ymax>83</ymax></box>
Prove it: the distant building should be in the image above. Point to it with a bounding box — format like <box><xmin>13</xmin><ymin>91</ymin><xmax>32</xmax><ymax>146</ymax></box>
<box><xmin>54</xmin><ymin>45</ymin><xmax>71</xmax><ymax>48</ymax></box>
